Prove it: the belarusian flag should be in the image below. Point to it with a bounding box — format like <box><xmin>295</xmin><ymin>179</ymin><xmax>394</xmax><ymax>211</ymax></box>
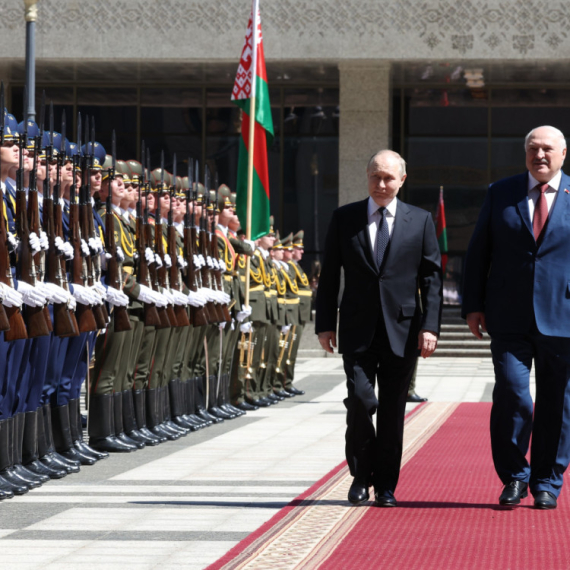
<box><xmin>231</xmin><ymin>0</ymin><xmax>274</xmax><ymax>241</ymax></box>
<box><xmin>436</xmin><ymin>186</ymin><xmax>448</xmax><ymax>274</ymax></box>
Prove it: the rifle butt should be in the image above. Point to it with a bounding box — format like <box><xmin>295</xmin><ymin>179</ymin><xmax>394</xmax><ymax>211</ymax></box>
<box><xmin>53</xmin><ymin>303</ymin><xmax>80</xmax><ymax>337</ymax></box>
<box><xmin>3</xmin><ymin>306</ymin><xmax>28</xmax><ymax>341</ymax></box>
<box><xmin>93</xmin><ymin>304</ymin><xmax>108</xmax><ymax>330</ymax></box>
<box><xmin>214</xmin><ymin>303</ymin><xmax>226</xmax><ymax>324</ymax></box>
<box><xmin>75</xmin><ymin>303</ymin><xmax>98</xmax><ymax>333</ymax></box>
<box><xmin>174</xmin><ymin>304</ymin><xmax>190</xmax><ymax>327</ymax></box>
<box><xmin>166</xmin><ymin>305</ymin><xmax>180</xmax><ymax>327</ymax></box>
<box><xmin>221</xmin><ymin>305</ymin><xmax>232</xmax><ymax>323</ymax></box>
<box><xmin>206</xmin><ymin>301</ymin><xmax>219</xmax><ymax>324</ymax></box>
<box><xmin>143</xmin><ymin>303</ymin><xmax>162</xmax><ymax>328</ymax></box>
<box><xmin>0</xmin><ymin>305</ymin><xmax>9</xmax><ymax>332</ymax></box>
<box><xmin>113</xmin><ymin>306</ymin><xmax>132</xmax><ymax>332</ymax></box>
<box><xmin>191</xmin><ymin>306</ymin><xmax>209</xmax><ymax>327</ymax></box>
<box><xmin>43</xmin><ymin>305</ymin><xmax>54</xmax><ymax>333</ymax></box>
<box><xmin>156</xmin><ymin>307</ymin><xmax>172</xmax><ymax>329</ymax></box>
<box><xmin>24</xmin><ymin>305</ymin><xmax>51</xmax><ymax>338</ymax></box>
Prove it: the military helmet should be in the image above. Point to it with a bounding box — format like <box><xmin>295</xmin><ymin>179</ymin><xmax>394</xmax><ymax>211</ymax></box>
<box><xmin>3</xmin><ymin>113</ymin><xmax>19</xmax><ymax>142</ymax></box>
<box><xmin>292</xmin><ymin>230</ymin><xmax>305</xmax><ymax>248</ymax></box>
<box><xmin>115</xmin><ymin>160</ymin><xmax>132</xmax><ymax>184</ymax></box>
<box><xmin>271</xmin><ymin>230</ymin><xmax>283</xmax><ymax>249</ymax></box>
<box><xmin>281</xmin><ymin>232</ymin><xmax>294</xmax><ymax>250</ymax></box>
<box><xmin>101</xmin><ymin>155</ymin><xmax>124</xmax><ymax>180</ymax></box>
<box><xmin>150</xmin><ymin>168</ymin><xmax>171</xmax><ymax>192</ymax></box>
<box><xmin>218</xmin><ymin>184</ymin><xmax>232</xmax><ymax>209</ymax></box>
<box><xmin>126</xmin><ymin>159</ymin><xmax>143</xmax><ymax>184</ymax></box>
<box><xmin>81</xmin><ymin>141</ymin><xmax>106</xmax><ymax>169</ymax></box>
<box><xmin>18</xmin><ymin>119</ymin><xmax>39</xmax><ymax>149</ymax></box>
<box><xmin>195</xmin><ymin>182</ymin><xmax>206</xmax><ymax>204</ymax></box>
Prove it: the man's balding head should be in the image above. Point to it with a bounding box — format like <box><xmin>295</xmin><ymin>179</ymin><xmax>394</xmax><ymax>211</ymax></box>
<box><xmin>367</xmin><ymin>150</ymin><xmax>407</xmax><ymax>207</ymax></box>
<box><xmin>367</xmin><ymin>150</ymin><xmax>407</xmax><ymax>178</ymax></box>
<box><xmin>525</xmin><ymin>126</ymin><xmax>567</xmax><ymax>183</ymax></box>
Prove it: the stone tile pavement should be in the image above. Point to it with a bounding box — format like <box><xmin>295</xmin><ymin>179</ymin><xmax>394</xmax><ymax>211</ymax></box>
<box><xmin>0</xmin><ymin>356</ymin><xmax>524</xmax><ymax>569</ymax></box>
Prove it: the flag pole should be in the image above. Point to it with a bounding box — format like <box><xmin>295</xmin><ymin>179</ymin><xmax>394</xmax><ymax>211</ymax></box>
<box><xmin>244</xmin><ymin>0</ymin><xmax>260</xmax><ymax>308</ymax></box>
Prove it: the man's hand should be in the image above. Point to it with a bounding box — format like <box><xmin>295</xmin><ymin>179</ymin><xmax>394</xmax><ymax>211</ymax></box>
<box><xmin>418</xmin><ymin>329</ymin><xmax>438</xmax><ymax>358</ymax></box>
<box><xmin>318</xmin><ymin>331</ymin><xmax>337</xmax><ymax>354</ymax></box>
<box><xmin>466</xmin><ymin>312</ymin><xmax>487</xmax><ymax>340</ymax></box>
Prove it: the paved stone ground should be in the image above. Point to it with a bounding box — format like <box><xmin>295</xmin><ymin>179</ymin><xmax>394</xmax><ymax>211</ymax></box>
<box><xmin>0</xmin><ymin>355</ymin><xmax>534</xmax><ymax>569</ymax></box>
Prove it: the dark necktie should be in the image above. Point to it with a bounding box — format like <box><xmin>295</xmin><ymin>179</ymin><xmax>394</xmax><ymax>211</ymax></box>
<box><xmin>375</xmin><ymin>207</ymin><xmax>389</xmax><ymax>269</ymax></box>
<box><xmin>533</xmin><ymin>183</ymin><xmax>549</xmax><ymax>244</ymax></box>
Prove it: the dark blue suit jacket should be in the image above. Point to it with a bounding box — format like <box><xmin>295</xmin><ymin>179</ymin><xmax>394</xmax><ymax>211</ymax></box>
<box><xmin>462</xmin><ymin>171</ymin><xmax>570</xmax><ymax>337</ymax></box>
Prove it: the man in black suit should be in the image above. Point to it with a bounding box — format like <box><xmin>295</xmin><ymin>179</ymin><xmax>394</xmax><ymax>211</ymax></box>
<box><xmin>315</xmin><ymin>150</ymin><xmax>442</xmax><ymax>507</ymax></box>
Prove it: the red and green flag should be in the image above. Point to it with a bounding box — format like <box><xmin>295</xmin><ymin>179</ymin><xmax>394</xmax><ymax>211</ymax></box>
<box><xmin>231</xmin><ymin>0</ymin><xmax>274</xmax><ymax>241</ymax></box>
<box><xmin>436</xmin><ymin>186</ymin><xmax>448</xmax><ymax>274</ymax></box>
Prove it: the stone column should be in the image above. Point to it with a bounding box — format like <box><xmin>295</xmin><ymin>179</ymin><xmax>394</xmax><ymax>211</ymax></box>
<box><xmin>338</xmin><ymin>62</ymin><xmax>391</xmax><ymax>206</ymax></box>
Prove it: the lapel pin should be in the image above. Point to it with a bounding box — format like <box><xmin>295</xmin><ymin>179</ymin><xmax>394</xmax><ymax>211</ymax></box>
<box><xmin>565</xmin><ymin>189</ymin><xmax>570</xmax><ymax>194</ymax></box>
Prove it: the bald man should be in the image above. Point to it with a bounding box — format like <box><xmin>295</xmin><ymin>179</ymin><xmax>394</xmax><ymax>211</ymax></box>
<box><xmin>316</xmin><ymin>150</ymin><xmax>442</xmax><ymax>507</ymax></box>
<box><xmin>463</xmin><ymin>126</ymin><xmax>570</xmax><ymax>510</ymax></box>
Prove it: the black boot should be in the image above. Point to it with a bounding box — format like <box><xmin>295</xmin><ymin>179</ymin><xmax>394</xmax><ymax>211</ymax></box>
<box><xmin>185</xmin><ymin>378</ymin><xmax>209</xmax><ymax>428</ymax></box>
<box><xmin>88</xmin><ymin>394</ymin><xmax>136</xmax><ymax>452</ymax></box>
<box><xmin>169</xmin><ymin>380</ymin><xmax>195</xmax><ymax>430</ymax></box>
<box><xmin>147</xmin><ymin>388</ymin><xmax>179</xmax><ymax>441</ymax></box>
<box><xmin>52</xmin><ymin>404</ymin><xmax>97</xmax><ymax>466</ymax></box>
<box><xmin>5</xmin><ymin>416</ymin><xmax>42</xmax><ymax>489</ymax></box>
<box><xmin>12</xmin><ymin>412</ymin><xmax>49</xmax><ymax>484</ymax></box>
<box><xmin>39</xmin><ymin>403</ymin><xmax>81</xmax><ymax>474</ymax></box>
<box><xmin>0</xmin><ymin>418</ymin><xmax>23</xmax><ymax>497</ymax></box>
<box><xmin>114</xmin><ymin>392</ymin><xmax>144</xmax><ymax>450</ymax></box>
<box><xmin>70</xmin><ymin>398</ymin><xmax>108</xmax><ymax>461</ymax></box>
<box><xmin>221</xmin><ymin>374</ymin><xmax>245</xmax><ymax>416</ymax></box>
<box><xmin>209</xmin><ymin>375</ymin><xmax>235</xmax><ymax>420</ymax></box>
<box><xmin>134</xmin><ymin>389</ymin><xmax>165</xmax><ymax>444</ymax></box>
<box><xmin>162</xmin><ymin>386</ymin><xmax>188</xmax><ymax>436</ymax></box>
<box><xmin>179</xmin><ymin>379</ymin><xmax>202</xmax><ymax>429</ymax></box>
<box><xmin>123</xmin><ymin>390</ymin><xmax>158</xmax><ymax>446</ymax></box>
<box><xmin>23</xmin><ymin>409</ymin><xmax>66</xmax><ymax>480</ymax></box>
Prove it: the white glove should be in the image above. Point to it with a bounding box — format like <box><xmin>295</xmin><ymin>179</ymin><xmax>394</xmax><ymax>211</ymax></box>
<box><xmin>39</xmin><ymin>281</ymin><xmax>70</xmax><ymax>305</ymax></box>
<box><xmin>7</xmin><ymin>233</ymin><xmax>19</xmax><ymax>253</ymax></box>
<box><xmin>29</xmin><ymin>232</ymin><xmax>41</xmax><ymax>255</ymax></box>
<box><xmin>163</xmin><ymin>254</ymin><xmax>172</xmax><ymax>268</ymax></box>
<box><xmin>16</xmin><ymin>280</ymin><xmax>47</xmax><ymax>307</ymax></box>
<box><xmin>219</xmin><ymin>322</ymin><xmax>225</xmax><ymax>331</ymax></box>
<box><xmin>236</xmin><ymin>304</ymin><xmax>252</xmax><ymax>322</ymax></box>
<box><xmin>145</xmin><ymin>247</ymin><xmax>154</xmax><ymax>265</ymax></box>
<box><xmin>93</xmin><ymin>281</ymin><xmax>106</xmax><ymax>300</ymax></box>
<box><xmin>206</xmin><ymin>256</ymin><xmax>214</xmax><ymax>268</ymax></box>
<box><xmin>171</xmin><ymin>289</ymin><xmax>189</xmax><ymax>306</ymax></box>
<box><xmin>55</xmin><ymin>236</ymin><xmax>73</xmax><ymax>260</ymax></box>
<box><xmin>71</xmin><ymin>283</ymin><xmax>95</xmax><ymax>306</ymax></box>
<box><xmin>244</xmin><ymin>239</ymin><xmax>256</xmax><ymax>251</ymax></box>
<box><xmin>67</xmin><ymin>295</ymin><xmax>77</xmax><ymax>311</ymax></box>
<box><xmin>116</xmin><ymin>246</ymin><xmax>125</xmax><ymax>263</ymax></box>
<box><xmin>0</xmin><ymin>282</ymin><xmax>23</xmax><ymax>308</ymax></box>
<box><xmin>89</xmin><ymin>285</ymin><xmax>105</xmax><ymax>305</ymax></box>
<box><xmin>187</xmin><ymin>290</ymin><xmax>203</xmax><ymax>308</ymax></box>
<box><xmin>95</xmin><ymin>236</ymin><xmax>104</xmax><ymax>253</ymax></box>
<box><xmin>281</xmin><ymin>325</ymin><xmax>291</xmax><ymax>334</ymax></box>
<box><xmin>153</xmin><ymin>291</ymin><xmax>168</xmax><ymax>308</ymax></box>
<box><xmin>81</xmin><ymin>239</ymin><xmax>90</xmax><ymax>257</ymax></box>
<box><xmin>231</xmin><ymin>319</ymin><xmax>235</xmax><ymax>331</ymax></box>
<box><xmin>137</xmin><ymin>284</ymin><xmax>157</xmax><ymax>305</ymax></box>
<box><xmin>39</xmin><ymin>230</ymin><xmax>49</xmax><ymax>251</ymax></box>
<box><xmin>240</xmin><ymin>321</ymin><xmax>253</xmax><ymax>334</ymax></box>
<box><xmin>199</xmin><ymin>254</ymin><xmax>206</xmax><ymax>268</ymax></box>
<box><xmin>222</xmin><ymin>292</ymin><xmax>231</xmax><ymax>304</ymax></box>
<box><xmin>162</xmin><ymin>289</ymin><xmax>175</xmax><ymax>305</ymax></box>
<box><xmin>154</xmin><ymin>253</ymin><xmax>163</xmax><ymax>268</ymax></box>
<box><xmin>177</xmin><ymin>254</ymin><xmax>187</xmax><ymax>268</ymax></box>
<box><xmin>106</xmin><ymin>286</ymin><xmax>129</xmax><ymax>307</ymax></box>
<box><xmin>193</xmin><ymin>254</ymin><xmax>202</xmax><ymax>269</ymax></box>
<box><xmin>88</xmin><ymin>237</ymin><xmax>101</xmax><ymax>255</ymax></box>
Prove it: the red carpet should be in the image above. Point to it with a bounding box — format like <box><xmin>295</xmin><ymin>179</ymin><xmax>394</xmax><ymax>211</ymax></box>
<box><xmin>209</xmin><ymin>403</ymin><xmax>570</xmax><ymax>570</ymax></box>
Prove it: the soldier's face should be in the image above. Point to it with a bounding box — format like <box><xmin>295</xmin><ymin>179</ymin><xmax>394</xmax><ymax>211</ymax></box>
<box><xmin>111</xmin><ymin>177</ymin><xmax>125</xmax><ymax>204</ymax></box>
<box><xmin>36</xmin><ymin>160</ymin><xmax>46</xmax><ymax>181</ymax></box>
<box><xmin>271</xmin><ymin>248</ymin><xmax>283</xmax><ymax>260</ymax></box>
<box><xmin>90</xmin><ymin>170</ymin><xmax>102</xmax><ymax>193</ymax></box>
<box><xmin>60</xmin><ymin>160</ymin><xmax>74</xmax><ymax>184</ymax></box>
<box><xmin>257</xmin><ymin>235</ymin><xmax>274</xmax><ymax>249</ymax></box>
<box><xmin>367</xmin><ymin>154</ymin><xmax>406</xmax><ymax>207</ymax></box>
<box><xmin>293</xmin><ymin>248</ymin><xmax>303</xmax><ymax>261</ymax></box>
<box><xmin>159</xmin><ymin>194</ymin><xmax>170</xmax><ymax>214</ymax></box>
<box><xmin>283</xmin><ymin>249</ymin><xmax>293</xmax><ymax>261</ymax></box>
<box><xmin>218</xmin><ymin>207</ymin><xmax>233</xmax><ymax>227</ymax></box>
<box><xmin>1</xmin><ymin>141</ymin><xmax>20</xmax><ymax>169</ymax></box>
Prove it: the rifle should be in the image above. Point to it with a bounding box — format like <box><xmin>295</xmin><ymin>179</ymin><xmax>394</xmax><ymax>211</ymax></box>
<box><xmin>155</xmin><ymin>152</ymin><xmax>179</xmax><ymax>326</ymax></box>
<box><xmin>15</xmin><ymin>89</ymin><xmax>51</xmax><ymax>338</ymax></box>
<box><xmin>40</xmin><ymin>100</ymin><xmax>78</xmax><ymax>337</ymax></box>
<box><xmin>80</xmin><ymin>116</ymin><xmax>107</xmax><ymax>329</ymax></box>
<box><xmin>168</xmin><ymin>154</ymin><xmax>189</xmax><ymax>327</ymax></box>
<box><xmin>67</xmin><ymin>111</ymin><xmax>97</xmax><ymax>333</ymax></box>
<box><xmin>135</xmin><ymin>142</ymin><xmax>160</xmax><ymax>327</ymax></box>
<box><xmin>209</xmin><ymin>171</ymin><xmax>231</xmax><ymax>323</ymax></box>
<box><xmin>183</xmin><ymin>158</ymin><xmax>209</xmax><ymax>326</ymax></box>
<box><xmin>201</xmin><ymin>168</ymin><xmax>225</xmax><ymax>323</ymax></box>
<box><xmin>0</xmin><ymin>82</ymin><xmax>24</xmax><ymax>336</ymax></box>
<box><xmin>105</xmin><ymin>130</ymin><xmax>131</xmax><ymax>332</ymax></box>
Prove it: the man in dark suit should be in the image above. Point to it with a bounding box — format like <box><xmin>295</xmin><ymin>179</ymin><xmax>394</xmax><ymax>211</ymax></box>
<box><xmin>463</xmin><ymin>125</ymin><xmax>570</xmax><ymax>510</ymax></box>
<box><xmin>315</xmin><ymin>150</ymin><xmax>442</xmax><ymax>507</ymax></box>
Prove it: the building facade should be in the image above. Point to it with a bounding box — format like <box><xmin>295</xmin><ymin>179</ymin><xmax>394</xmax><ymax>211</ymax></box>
<box><xmin>0</xmin><ymin>0</ymin><xmax>567</xmax><ymax>292</ymax></box>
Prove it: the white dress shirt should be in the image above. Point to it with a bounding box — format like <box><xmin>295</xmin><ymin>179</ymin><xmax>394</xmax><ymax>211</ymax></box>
<box><xmin>527</xmin><ymin>170</ymin><xmax>562</xmax><ymax>221</ymax></box>
<box><xmin>367</xmin><ymin>196</ymin><xmax>397</xmax><ymax>258</ymax></box>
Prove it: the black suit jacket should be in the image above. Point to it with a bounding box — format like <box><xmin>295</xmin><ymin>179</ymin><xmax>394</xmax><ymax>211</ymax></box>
<box><xmin>315</xmin><ymin>198</ymin><xmax>443</xmax><ymax>357</ymax></box>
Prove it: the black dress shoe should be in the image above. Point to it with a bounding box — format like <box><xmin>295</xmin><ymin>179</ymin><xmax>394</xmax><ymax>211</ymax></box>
<box><xmin>534</xmin><ymin>491</ymin><xmax>557</xmax><ymax>509</ymax></box>
<box><xmin>347</xmin><ymin>478</ymin><xmax>369</xmax><ymax>505</ymax></box>
<box><xmin>237</xmin><ymin>402</ymin><xmax>258</xmax><ymax>411</ymax></box>
<box><xmin>374</xmin><ymin>490</ymin><xmax>397</xmax><ymax>507</ymax></box>
<box><xmin>275</xmin><ymin>390</ymin><xmax>293</xmax><ymax>398</ymax></box>
<box><xmin>287</xmin><ymin>386</ymin><xmax>305</xmax><ymax>396</ymax></box>
<box><xmin>250</xmin><ymin>398</ymin><xmax>271</xmax><ymax>408</ymax></box>
<box><xmin>499</xmin><ymin>481</ymin><xmax>528</xmax><ymax>505</ymax></box>
<box><xmin>406</xmin><ymin>392</ymin><xmax>428</xmax><ymax>403</ymax></box>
